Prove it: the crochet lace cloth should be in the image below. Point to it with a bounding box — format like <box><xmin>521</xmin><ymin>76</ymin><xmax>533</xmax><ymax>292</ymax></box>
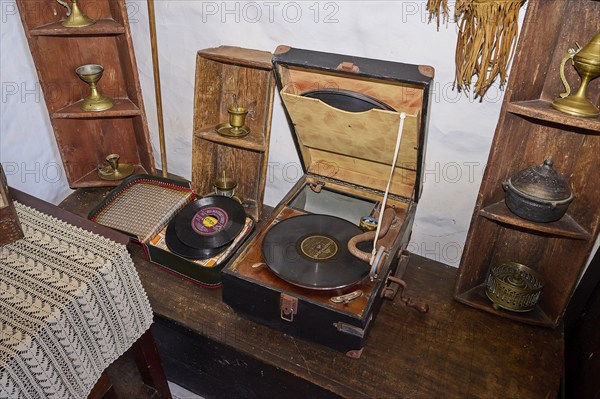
<box><xmin>0</xmin><ymin>202</ymin><xmax>153</xmax><ymax>399</ymax></box>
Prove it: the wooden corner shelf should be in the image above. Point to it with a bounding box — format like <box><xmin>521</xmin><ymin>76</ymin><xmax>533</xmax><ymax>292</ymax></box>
<box><xmin>454</xmin><ymin>285</ymin><xmax>554</xmax><ymax>328</ymax></box>
<box><xmin>17</xmin><ymin>0</ymin><xmax>156</xmax><ymax>188</ymax></box>
<box><xmin>507</xmin><ymin>100</ymin><xmax>600</xmax><ymax>133</ymax></box>
<box><xmin>30</xmin><ymin>19</ymin><xmax>125</xmax><ymax>36</ymax></box>
<box><xmin>52</xmin><ymin>98</ymin><xmax>141</xmax><ymax>119</ymax></box>
<box><xmin>479</xmin><ymin>200</ymin><xmax>591</xmax><ymax>240</ymax></box>
<box><xmin>191</xmin><ymin>46</ymin><xmax>275</xmax><ymax>221</ymax></box>
<box><xmin>455</xmin><ymin>0</ymin><xmax>600</xmax><ymax>328</ymax></box>
<box><xmin>194</xmin><ymin>126</ymin><xmax>266</xmax><ymax>152</ymax></box>
<box><xmin>72</xmin><ymin>165</ymin><xmax>149</xmax><ymax>188</ymax></box>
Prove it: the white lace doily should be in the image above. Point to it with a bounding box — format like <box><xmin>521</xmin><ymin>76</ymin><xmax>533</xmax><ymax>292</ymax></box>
<box><xmin>0</xmin><ymin>202</ymin><xmax>153</xmax><ymax>399</ymax></box>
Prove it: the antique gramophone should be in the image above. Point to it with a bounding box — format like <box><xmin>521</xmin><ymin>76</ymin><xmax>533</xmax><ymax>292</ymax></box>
<box><xmin>56</xmin><ymin>0</ymin><xmax>95</xmax><ymax>28</ymax></box>
<box><xmin>552</xmin><ymin>32</ymin><xmax>600</xmax><ymax>118</ymax></box>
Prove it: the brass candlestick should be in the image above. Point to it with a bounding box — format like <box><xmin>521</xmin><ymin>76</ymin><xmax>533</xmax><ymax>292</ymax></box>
<box><xmin>76</xmin><ymin>64</ymin><xmax>115</xmax><ymax>112</ymax></box>
<box><xmin>56</xmin><ymin>0</ymin><xmax>95</xmax><ymax>28</ymax></box>
<box><xmin>552</xmin><ymin>32</ymin><xmax>600</xmax><ymax>118</ymax></box>
<box><xmin>214</xmin><ymin>171</ymin><xmax>237</xmax><ymax>198</ymax></box>
<box><xmin>215</xmin><ymin>94</ymin><xmax>251</xmax><ymax>138</ymax></box>
<box><xmin>98</xmin><ymin>153</ymin><xmax>134</xmax><ymax>181</ymax></box>
<box><xmin>228</xmin><ymin>104</ymin><xmax>248</xmax><ymax>134</ymax></box>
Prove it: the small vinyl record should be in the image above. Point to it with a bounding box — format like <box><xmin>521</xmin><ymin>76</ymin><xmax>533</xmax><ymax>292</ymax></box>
<box><xmin>261</xmin><ymin>214</ymin><xmax>369</xmax><ymax>290</ymax></box>
<box><xmin>173</xmin><ymin>196</ymin><xmax>245</xmax><ymax>250</ymax></box>
<box><xmin>165</xmin><ymin>220</ymin><xmax>228</xmax><ymax>260</ymax></box>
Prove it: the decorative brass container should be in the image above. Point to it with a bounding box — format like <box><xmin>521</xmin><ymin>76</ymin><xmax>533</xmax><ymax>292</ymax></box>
<box><xmin>98</xmin><ymin>154</ymin><xmax>134</xmax><ymax>181</ymax></box>
<box><xmin>486</xmin><ymin>262</ymin><xmax>544</xmax><ymax>312</ymax></box>
<box><xmin>552</xmin><ymin>32</ymin><xmax>600</xmax><ymax>118</ymax></box>
<box><xmin>76</xmin><ymin>64</ymin><xmax>115</xmax><ymax>112</ymax></box>
<box><xmin>503</xmin><ymin>157</ymin><xmax>573</xmax><ymax>223</ymax></box>
<box><xmin>56</xmin><ymin>0</ymin><xmax>95</xmax><ymax>28</ymax></box>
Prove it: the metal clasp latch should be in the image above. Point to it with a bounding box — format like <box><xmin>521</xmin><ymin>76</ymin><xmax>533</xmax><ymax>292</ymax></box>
<box><xmin>280</xmin><ymin>293</ymin><xmax>298</xmax><ymax>322</ymax></box>
<box><xmin>309</xmin><ymin>180</ymin><xmax>325</xmax><ymax>193</ymax></box>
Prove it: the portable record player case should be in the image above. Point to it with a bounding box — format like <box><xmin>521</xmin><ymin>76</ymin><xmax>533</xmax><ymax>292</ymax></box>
<box><xmin>88</xmin><ymin>174</ymin><xmax>253</xmax><ymax>287</ymax></box>
<box><xmin>222</xmin><ymin>46</ymin><xmax>434</xmax><ymax>356</ymax></box>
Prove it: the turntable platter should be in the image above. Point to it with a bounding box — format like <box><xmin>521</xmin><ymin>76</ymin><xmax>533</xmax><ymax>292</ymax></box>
<box><xmin>261</xmin><ymin>214</ymin><xmax>369</xmax><ymax>290</ymax></box>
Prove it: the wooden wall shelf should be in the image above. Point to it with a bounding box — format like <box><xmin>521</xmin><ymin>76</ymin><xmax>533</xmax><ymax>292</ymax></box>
<box><xmin>479</xmin><ymin>200</ymin><xmax>590</xmax><ymax>241</ymax></box>
<box><xmin>30</xmin><ymin>19</ymin><xmax>125</xmax><ymax>36</ymax></box>
<box><xmin>73</xmin><ymin>165</ymin><xmax>149</xmax><ymax>188</ymax></box>
<box><xmin>507</xmin><ymin>100</ymin><xmax>600</xmax><ymax>133</ymax></box>
<box><xmin>455</xmin><ymin>0</ymin><xmax>600</xmax><ymax>328</ymax></box>
<box><xmin>455</xmin><ymin>285</ymin><xmax>554</xmax><ymax>327</ymax></box>
<box><xmin>17</xmin><ymin>0</ymin><xmax>156</xmax><ymax>187</ymax></box>
<box><xmin>195</xmin><ymin>126</ymin><xmax>267</xmax><ymax>152</ymax></box>
<box><xmin>191</xmin><ymin>46</ymin><xmax>275</xmax><ymax>221</ymax></box>
<box><xmin>53</xmin><ymin>98</ymin><xmax>141</xmax><ymax>119</ymax></box>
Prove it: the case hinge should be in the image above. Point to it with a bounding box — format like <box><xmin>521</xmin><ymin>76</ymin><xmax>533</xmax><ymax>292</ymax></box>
<box><xmin>280</xmin><ymin>293</ymin><xmax>298</xmax><ymax>322</ymax></box>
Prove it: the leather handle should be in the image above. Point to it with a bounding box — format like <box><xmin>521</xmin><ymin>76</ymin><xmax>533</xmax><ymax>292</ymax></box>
<box><xmin>336</xmin><ymin>62</ymin><xmax>359</xmax><ymax>73</ymax></box>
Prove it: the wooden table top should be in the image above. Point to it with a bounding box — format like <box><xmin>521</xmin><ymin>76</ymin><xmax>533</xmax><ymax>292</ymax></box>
<box><xmin>59</xmin><ymin>187</ymin><xmax>563</xmax><ymax>399</ymax></box>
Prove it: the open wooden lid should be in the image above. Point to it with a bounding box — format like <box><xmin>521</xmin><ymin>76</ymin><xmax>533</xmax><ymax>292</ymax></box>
<box><xmin>273</xmin><ymin>46</ymin><xmax>433</xmax><ymax>201</ymax></box>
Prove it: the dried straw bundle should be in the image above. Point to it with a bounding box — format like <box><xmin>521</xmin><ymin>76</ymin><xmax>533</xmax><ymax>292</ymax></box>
<box><xmin>427</xmin><ymin>0</ymin><xmax>451</xmax><ymax>30</ymax></box>
<box><xmin>427</xmin><ymin>0</ymin><xmax>526</xmax><ymax>99</ymax></box>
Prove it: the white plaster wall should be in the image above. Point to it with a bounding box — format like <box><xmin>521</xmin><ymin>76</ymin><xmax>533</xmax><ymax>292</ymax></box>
<box><xmin>1</xmin><ymin>1</ymin><xmax>525</xmax><ymax>266</ymax></box>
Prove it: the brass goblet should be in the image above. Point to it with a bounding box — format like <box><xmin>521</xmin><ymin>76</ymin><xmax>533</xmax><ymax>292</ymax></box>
<box><xmin>56</xmin><ymin>0</ymin><xmax>95</xmax><ymax>28</ymax></box>
<box><xmin>75</xmin><ymin>64</ymin><xmax>115</xmax><ymax>112</ymax></box>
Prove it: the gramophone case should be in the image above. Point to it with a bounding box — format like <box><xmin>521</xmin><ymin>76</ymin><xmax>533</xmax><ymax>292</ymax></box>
<box><xmin>222</xmin><ymin>46</ymin><xmax>434</xmax><ymax>355</ymax></box>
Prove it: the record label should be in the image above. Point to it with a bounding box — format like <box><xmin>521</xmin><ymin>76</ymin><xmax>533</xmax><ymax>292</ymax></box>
<box><xmin>174</xmin><ymin>196</ymin><xmax>246</xmax><ymax>250</ymax></box>
<box><xmin>299</xmin><ymin>235</ymin><xmax>338</xmax><ymax>260</ymax></box>
<box><xmin>191</xmin><ymin>206</ymin><xmax>229</xmax><ymax>236</ymax></box>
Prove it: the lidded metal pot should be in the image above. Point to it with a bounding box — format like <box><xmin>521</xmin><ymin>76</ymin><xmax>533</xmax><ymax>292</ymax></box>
<box><xmin>503</xmin><ymin>157</ymin><xmax>573</xmax><ymax>223</ymax></box>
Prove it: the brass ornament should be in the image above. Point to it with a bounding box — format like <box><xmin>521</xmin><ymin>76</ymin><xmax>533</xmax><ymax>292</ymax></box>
<box><xmin>56</xmin><ymin>0</ymin><xmax>95</xmax><ymax>28</ymax></box>
<box><xmin>98</xmin><ymin>154</ymin><xmax>134</xmax><ymax>181</ymax></box>
<box><xmin>486</xmin><ymin>262</ymin><xmax>544</xmax><ymax>312</ymax></box>
<box><xmin>552</xmin><ymin>32</ymin><xmax>600</xmax><ymax>118</ymax></box>
<box><xmin>76</xmin><ymin>64</ymin><xmax>115</xmax><ymax>112</ymax></box>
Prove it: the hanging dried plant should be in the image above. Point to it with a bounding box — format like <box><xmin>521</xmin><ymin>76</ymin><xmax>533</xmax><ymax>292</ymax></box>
<box><xmin>454</xmin><ymin>0</ymin><xmax>526</xmax><ymax>98</ymax></box>
<box><xmin>426</xmin><ymin>0</ymin><xmax>451</xmax><ymax>30</ymax></box>
<box><xmin>427</xmin><ymin>0</ymin><xmax>526</xmax><ymax>99</ymax></box>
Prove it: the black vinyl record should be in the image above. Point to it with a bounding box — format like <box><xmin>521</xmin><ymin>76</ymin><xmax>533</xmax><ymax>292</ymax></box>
<box><xmin>301</xmin><ymin>89</ymin><xmax>396</xmax><ymax>112</ymax></box>
<box><xmin>173</xmin><ymin>196</ymin><xmax>245</xmax><ymax>250</ymax></box>
<box><xmin>165</xmin><ymin>220</ymin><xmax>228</xmax><ymax>260</ymax></box>
<box><xmin>261</xmin><ymin>214</ymin><xmax>369</xmax><ymax>290</ymax></box>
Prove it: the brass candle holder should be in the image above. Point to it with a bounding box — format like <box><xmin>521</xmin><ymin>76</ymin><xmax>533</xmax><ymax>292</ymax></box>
<box><xmin>214</xmin><ymin>171</ymin><xmax>237</xmax><ymax>198</ymax></box>
<box><xmin>215</xmin><ymin>95</ymin><xmax>251</xmax><ymax>138</ymax></box>
<box><xmin>56</xmin><ymin>0</ymin><xmax>95</xmax><ymax>28</ymax></box>
<box><xmin>76</xmin><ymin>64</ymin><xmax>115</xmax><ymax>112</ymax></box>
<box><xmin>552</xmin><ymin>32</ymin><xmax>600</xmax><ymax>118</ymax></box>
<box><xmin>98</xmin><ymin>153</ymin><xmax>134</xmax><ymax>181</ymax></box>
